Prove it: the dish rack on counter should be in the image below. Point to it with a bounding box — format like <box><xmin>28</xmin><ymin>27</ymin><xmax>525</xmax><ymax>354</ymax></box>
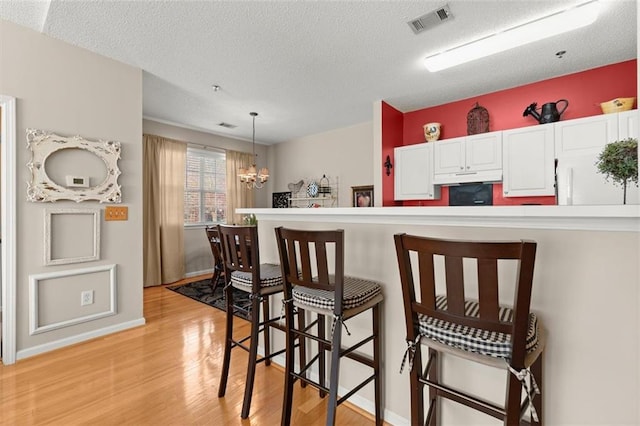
<box><xmin>288</xmin><ymin>175</ymin><xmax>338</xmax><ymax>208</ymax></box>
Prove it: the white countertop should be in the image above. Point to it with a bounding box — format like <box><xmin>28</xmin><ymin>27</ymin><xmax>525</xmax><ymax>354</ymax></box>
<box><xmin>238</xmin><ymin>205</ymin><xmax>640</xmax><ymax>232</ymax></box>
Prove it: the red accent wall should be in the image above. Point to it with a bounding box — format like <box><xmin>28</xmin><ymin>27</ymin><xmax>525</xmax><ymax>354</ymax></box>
<box><xmin>381</xmin><ymin>101</ymin><xmax>403</xmax><ymax>206</ymax></box>
<box><xmin>382</xmin><ymin>59</ymin><xmax>638</xmax><ymax>206</ymax></box>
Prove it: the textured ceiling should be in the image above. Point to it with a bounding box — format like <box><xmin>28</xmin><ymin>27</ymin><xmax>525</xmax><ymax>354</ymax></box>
<box><xmin>0</xmin><ymin>0</ymin><xmax>637</xmax><ymax>145</ymax></box>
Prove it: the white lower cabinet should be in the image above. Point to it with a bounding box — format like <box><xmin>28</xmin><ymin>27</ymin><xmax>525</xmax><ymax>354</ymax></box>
<box><xmin>502</xmin><ymin>124</ymin><xmax>555</xmax><ymax>197</ymax></box>
<box><xmin>394</xmin><ymin>143</ymin><xmax>440</xmax><ymax>200</ymax></box>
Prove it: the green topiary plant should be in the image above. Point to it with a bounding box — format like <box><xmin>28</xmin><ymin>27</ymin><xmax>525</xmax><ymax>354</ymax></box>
<box><xmin>595</xmin><ymin>137</ymin><xmax>638</xmax><ymax>204</ymax></box>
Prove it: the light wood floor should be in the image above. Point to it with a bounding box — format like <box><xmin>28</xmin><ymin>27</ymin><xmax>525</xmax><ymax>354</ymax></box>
<box><xmin>0</xmin><ymin>276</ymin><xmax>379</xmax><ymax>425</ymax></box>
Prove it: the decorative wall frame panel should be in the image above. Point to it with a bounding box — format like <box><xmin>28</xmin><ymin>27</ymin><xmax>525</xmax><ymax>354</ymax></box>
<box><xmin>26</xmin><ymin>129</ymin><xmax>122</xmax><ymax>203</ymax></box>
<box><xmin>29</xmin><ymin>264</ymin><xmax>117</xmax><ymax>335</ymax></box>
<box><xmin>45</xmin><ymin>208</ymin><xmax>101</xmax><ymax>266</ymax></box>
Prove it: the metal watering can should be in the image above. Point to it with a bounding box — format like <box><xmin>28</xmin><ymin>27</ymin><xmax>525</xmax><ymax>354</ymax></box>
<box><xmin>523</xmin><ymin>99</ymin><xmax>569</xmax><ymax>124</ymax></box>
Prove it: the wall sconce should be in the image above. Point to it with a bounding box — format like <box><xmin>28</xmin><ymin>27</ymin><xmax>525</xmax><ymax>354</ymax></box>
<box><xmin>384</xmin><ymin>155</ymin><xmax>393</xmax><ymax>176</ymax></box>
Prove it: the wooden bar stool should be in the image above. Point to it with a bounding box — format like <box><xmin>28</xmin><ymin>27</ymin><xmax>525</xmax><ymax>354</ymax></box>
<box><xmin>275</xmin><ymin>227</ymin><xmax>384</xmax><ymax>426</ymax></box>
<box><xmin>394</xmin><ymin>234</ymin><xmax>545</xmax><ymax>426</ymax></box>
<box><xmin>216</xmin><ymin>224</ymin><xmax>305</xmax><ymax>419</ymax></box>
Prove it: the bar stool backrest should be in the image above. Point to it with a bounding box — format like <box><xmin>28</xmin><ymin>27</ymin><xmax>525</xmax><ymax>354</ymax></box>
<box><xmin>394</xmin><ymin>234</ymin><xmax>537</xmax><ymax>366</ymax></box>
<box><xmin>275</xmin><ymin>227</ymin><xmax>345</xmax><ymax>314</ymax></box>
<box><xmin>217</xmin><ymin>224</ymin><xmax>261</xmax><ymax>293</ymax></box>
<box><xmin>205</xmin><ymin>226</ymin><xmax>223</xmax><ymax>266</ymax></box>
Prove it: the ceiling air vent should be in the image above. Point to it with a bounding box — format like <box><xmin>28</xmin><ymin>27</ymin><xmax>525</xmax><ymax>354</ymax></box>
<box><xmin>218</xmin><ymin>122</ymin><xmax>237</xmax><ymax>129</ymax></box>
<box><xmin>408</xmin><ymin>4</ymin><xmax>452</xmax><ymax>35</ymax></box>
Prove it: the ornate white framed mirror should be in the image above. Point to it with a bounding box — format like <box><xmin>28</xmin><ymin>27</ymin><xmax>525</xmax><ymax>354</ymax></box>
<box><xmin>26</xmin><ymin>129</ymin><xmax>122</xmax><ymax>203</ymax></box>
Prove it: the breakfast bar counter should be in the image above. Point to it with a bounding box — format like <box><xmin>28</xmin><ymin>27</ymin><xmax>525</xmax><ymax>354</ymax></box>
<box><xmin>238</xmin><ymin>205</ymin><xmax>640</xmax><ymax>425</ymax></box>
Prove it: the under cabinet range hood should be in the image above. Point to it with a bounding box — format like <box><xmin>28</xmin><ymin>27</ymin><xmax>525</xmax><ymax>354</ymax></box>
<box><xmin>449</xmin><ymin>183</ymin><xmax>494</xmax><ymax>206</ymax></box>
<box><xmin>433</xmin><ymin>169</ymin><xmax>502</xmax><ymax>185</ymax></box>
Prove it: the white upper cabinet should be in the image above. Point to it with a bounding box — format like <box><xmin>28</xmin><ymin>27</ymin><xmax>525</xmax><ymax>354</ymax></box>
<box><xmin>554</xmin><ymin>112</ymin><xmax>638</xmax><ymax>205</ymax></box>
<box><xmin>618</xmin><ymin>109</ymin><xmax>638</xmax><ymax>139</ymax></box>
<box><xmin>502</xmin><ymin>124</ymin><xmax>556</xmax><ymax>197</ymax></box>
<box><xmin>432</xmin><ymin>136</ymin><xmax>465</xmax><ymax>175</ymax></box>
<box><xmin>394</xmin><ymin>143</ymin><xmax>440</xmax><ymax>200</ymax></box>
<box><xmin>554</xmin><ymin>113</ymin><xmax>618</xmax><ymax>157</ymax></box>
<box><xmin>433</xmin><ymin>132</ymin><xmax>502</xmax><ymax>184</ymax></box>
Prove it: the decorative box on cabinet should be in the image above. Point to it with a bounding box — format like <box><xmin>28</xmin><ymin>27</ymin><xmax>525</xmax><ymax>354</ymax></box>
<box><xmin>433</xmin><ymin>132</ymin><xmax>502</xmax><ymax>184</ymax></box>
<box><xmin>502</xmin><ymin>124</ymin><xmax>555</xmax><ymax>197</ymax></box>
<box><xmin>394</xmin><ymin>143</ymin><xmax>440</xmax><ymax>200</ymax></box>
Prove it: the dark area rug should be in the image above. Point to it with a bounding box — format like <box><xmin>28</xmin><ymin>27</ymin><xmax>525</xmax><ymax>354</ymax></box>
<box><xmin>167</xmin><ymin>279</ymin><xmax>251</xmax><ymax>320</ymax></box>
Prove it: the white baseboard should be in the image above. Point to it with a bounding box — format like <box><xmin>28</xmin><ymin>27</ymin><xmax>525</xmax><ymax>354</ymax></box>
<box><xmin>16</xmin><ymin>317</ymin><xmax>146</xmax><ymax>360</ymax></box>
<box><xmin>184</xmin><ymin>268</ymin><xmax>214</xmax><ymax>279</ymax></box>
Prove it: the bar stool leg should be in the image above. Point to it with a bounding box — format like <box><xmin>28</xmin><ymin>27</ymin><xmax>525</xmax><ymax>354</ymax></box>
<box><xmin>281</xmin><ymin>301</ymin><xmax>296</xmax><ymax>426</ymax></box>
<box><xmin>241</xmin><ymin>294</ymin><xmax>262</xmax><ymax>419</ymax></box>
<box><xmin>297</xmin><ymin>308</ymin><xmax>307</xmax><ymax>388</ymax></box>
<box><xmin>427</xmin><ymin>348</ymin><xmax>438</xmax><ymax>426</ymax></box>
<box><xmin>326</xmin><ymin>316</ymin><xmax>343</xmax><ymax>426</ymax></box>
<box><xmin>505</xmin><ymin>368</ymin><xmax>522</xmax><ymax>425</ymax></box>
<box><xmin>409</xmin><ymin>348</ymin><xmax>425</xmax><ymax>426</ymax></box>
<box><xmin>532</xmin><ymin>356</ymin><xmax>543</xmax><ymax>426</ymax></box>
<box><xmin>218</xmin><ymin>285</ymin><xmax>234</xmax><ymax>397</ymax></box>
<box><xmin>373</xmin><ymin>304</ymin><xmax>382</xmax><ymax>425</ymax></box>
<box><xmin>318</xmin><ymin>313</ymin><xmax>326</xmax><ymax>398</ymax></box>
<box><xmin>262</xmin><ymin>296</ymin><xmax>271</xmax><ymax>366</ymax></box>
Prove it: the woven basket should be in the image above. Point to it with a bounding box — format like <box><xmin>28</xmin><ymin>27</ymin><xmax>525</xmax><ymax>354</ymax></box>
<box><xmin>600</xmin><ymin>97</ymin><xmax>636</xmax><ymax>114</ymax></box>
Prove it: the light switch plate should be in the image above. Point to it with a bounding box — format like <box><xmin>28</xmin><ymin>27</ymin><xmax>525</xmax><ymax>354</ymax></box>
<box><xmin>105</xmin><ymin>206</ymin><xmax>128</xmax><ymax>221</ymax></box>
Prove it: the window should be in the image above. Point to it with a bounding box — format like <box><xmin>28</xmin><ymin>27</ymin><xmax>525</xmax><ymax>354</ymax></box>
<box><xmin>184</xmin><ymin>147</ymin><xmax>226</xmax><ymax>225</ymax></box>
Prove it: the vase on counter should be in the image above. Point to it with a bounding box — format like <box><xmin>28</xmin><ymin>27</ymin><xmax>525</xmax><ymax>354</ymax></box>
<box><xmin>423</xmin><ymin>122</ymin><xmax>441</xmax><ymax>142</ymax></box>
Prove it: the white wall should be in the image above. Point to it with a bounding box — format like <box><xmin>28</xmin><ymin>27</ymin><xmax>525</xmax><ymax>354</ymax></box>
<box><xmin>271</xmin><ymin>121</ymin><xmax>374</xmax><ymax>207</ymax></box>
<box><xmin>1</xmin><ymin>19</ymin><xmax>144</xmax><ymax>358</ymax></box>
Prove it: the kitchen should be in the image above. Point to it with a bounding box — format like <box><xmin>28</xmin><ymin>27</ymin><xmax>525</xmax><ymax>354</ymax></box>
<box><xmin>241</xmin><ymin>57</ymin><xmax>640</xmax><ymax>426</ymax></box>
<box><xmin>1</xmin><ymin>1</ymin><xmax>639</xmax><ymax>424</ymax></box>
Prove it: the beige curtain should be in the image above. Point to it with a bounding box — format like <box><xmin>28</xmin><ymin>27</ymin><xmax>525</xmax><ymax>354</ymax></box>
<box><xmin>226</xmin><ymin>150</ymin><xmax>254</xmax><ymax>225</ymax></box>
<box><xmin>143</xmin><ymin>134</ymin><xmax>187</xmax><ymax>286</ymax></box>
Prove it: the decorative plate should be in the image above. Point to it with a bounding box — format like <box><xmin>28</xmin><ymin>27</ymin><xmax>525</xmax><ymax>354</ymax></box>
<box><xmin>307</xmin><ymin>181</ymin><xmax>319</xmax><ymax>197</ymax></box>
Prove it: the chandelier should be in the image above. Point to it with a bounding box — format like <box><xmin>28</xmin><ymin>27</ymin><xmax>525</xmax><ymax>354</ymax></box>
<box><xmin>238</xmin><ymin>112</ymin><xmax>269</xmax><ymax>189</ymax></box>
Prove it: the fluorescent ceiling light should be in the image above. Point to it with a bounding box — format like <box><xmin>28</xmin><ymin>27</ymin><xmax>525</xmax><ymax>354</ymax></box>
<box><xmin>424</xmin><ymin>1</ymin><xmax>601</xmax><ymax>72</ymax></box>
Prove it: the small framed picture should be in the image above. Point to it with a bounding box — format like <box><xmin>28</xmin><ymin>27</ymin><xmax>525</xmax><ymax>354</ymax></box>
<box><xmin>352</xmin><ymin>185</ymin><xmax>373</xmax><ymax>207</ymax></box>
<box><xmin>272</xmin><ymin>191</ymin><xmax>291</xmax><ymax>208</ymax></box>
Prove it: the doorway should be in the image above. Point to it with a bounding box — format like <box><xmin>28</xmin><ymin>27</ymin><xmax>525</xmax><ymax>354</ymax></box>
<box><xmin>1</xmin><ymin>95</ymin><xmax>17</xmax><ymax>364</ymax></box>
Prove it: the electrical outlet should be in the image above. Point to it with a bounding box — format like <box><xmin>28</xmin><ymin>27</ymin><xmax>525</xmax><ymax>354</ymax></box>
<box><xmin>81</xmin><ymin>290</ymin><xmax>94</xmax><ymax>306</ymax></box>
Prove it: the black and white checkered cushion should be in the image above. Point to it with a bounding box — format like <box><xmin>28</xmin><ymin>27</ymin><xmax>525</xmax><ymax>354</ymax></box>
<box><xmin>417</xmin><ymin>295</ymin><xmax>540</xmax><ymax>360</ymax></box>
<box><xmin>230</xmin><ymin>263</ymin><xmax>282</xmax><ymax>291</ymax></box>
<box><xmin>292</xmin><ymin>276</ymin><xmax>382</xmax><ymax>311</ymax></box>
